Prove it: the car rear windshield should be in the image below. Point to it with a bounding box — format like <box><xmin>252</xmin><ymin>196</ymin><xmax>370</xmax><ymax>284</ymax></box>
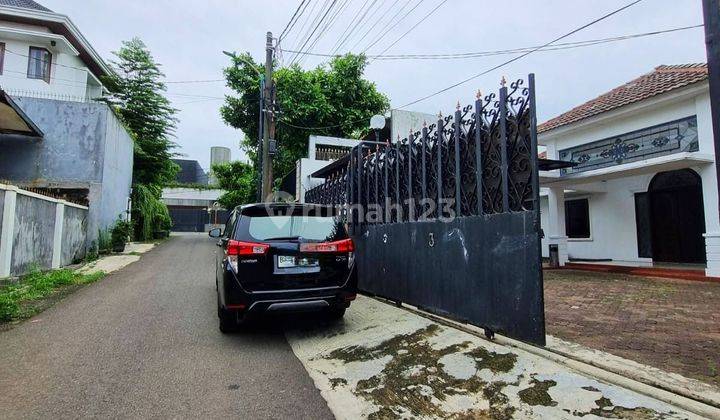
<box><xmin>236</xmin><ymin>209</ymin><xmax>347</xmax><ymax>242</ymax></box>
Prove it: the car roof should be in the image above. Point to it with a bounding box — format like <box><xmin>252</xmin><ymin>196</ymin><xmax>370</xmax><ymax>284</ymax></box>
<box><xmin>235</xmin><ymin>202</ymin><xmax>338</xmax><ymax>216</ymax></box>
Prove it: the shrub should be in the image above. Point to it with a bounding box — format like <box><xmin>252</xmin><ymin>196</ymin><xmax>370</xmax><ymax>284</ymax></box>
<box><xmin>111</xmin><ymin>217</ymin><xmax>134</xmax><ymax>250</ymax></box>
<box><xmin>132</xmin><ymin>184</ymin><xmax>172</xmax><ymax>240</ymax></box>
<box><xmin>98</xmin><ymin>229</ymin><xmax>112</xmax><ymax>254</ymax></box>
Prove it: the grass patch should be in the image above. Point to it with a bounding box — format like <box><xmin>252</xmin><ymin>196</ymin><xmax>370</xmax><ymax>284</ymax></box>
<box><xmin>0</xmin><ymin>268</ymin><xmax>105</xmax><ymax>322</ymax></box>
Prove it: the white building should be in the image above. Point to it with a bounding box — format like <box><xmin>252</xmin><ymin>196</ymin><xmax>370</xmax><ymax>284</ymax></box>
<box><xmin>0</xmin><ymin>0</ymin><xmax>109</xmax><ymax>101</ymax></box>
<box><xmin>538</xmin><ymin>64</ymin><xmax>719</xmax><ymax>276</ymax></box>
<box><xmin>294</xmin><ymin>135</ymin><xmax>358</xmax><ymax>202</ymax></box>
<box><xmin>0</xmin><ymin>0</ymin><xmax>133</xmax><ymax>246</ymax></box>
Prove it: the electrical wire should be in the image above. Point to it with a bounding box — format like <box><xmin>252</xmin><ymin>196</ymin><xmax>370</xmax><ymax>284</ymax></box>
<box><xmin>279</xmin><ymin>0</ymin><xmax>309</xmax><ymax>42</ymax></box>
<box><xmin>370</xmin><ymin>0</ymin><xmax>448</xmax><ymax>59</ymax></box>
<box><xmin>348</xmin><ymin>0</ymin><xmax>402</xmax><ymax>51</ymax></box>
<box><xmin>277</xmin><ymin>23</ymin><xmax>702</xmax><ymax>61</ymax></box>
<box><xmin>330</xmin><ymin>0</ymin><xmax>382</xmax><ymax>55</ymax></box>
<box><xmin>361</xmin><ymin>0</ymin><xmax>424</xmax><ymax>53</ymax></box>
<box><xmin>294</xmin><ymin>0</ymin><xmax>342</xmax><ymax>66</ymax></box>
<box><xmin>298</xmin><ymin>0</ymin><xmax>353</xmax><ymax>66</ymax></box>
<box><xmin>286</xmin><ymin>0</ymin><xmax>324</xmax><ymax>65</ymax></box>
<box><xmin>327</xmin><ymin>0</ymin><xmax>373</xmax><ymax>55</ymax></box>
<box><xmin>289</xmin><ymin>0</ymin><xmax>336</xmax><ymax>66</ymax></box>
<box><xmin>276</xmin><ymin>0</ymin><xmax>646</xmax><ymax>130</ymax></box>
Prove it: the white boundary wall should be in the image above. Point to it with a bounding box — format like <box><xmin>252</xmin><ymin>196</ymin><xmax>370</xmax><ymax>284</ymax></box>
<box><xmin>0</xmin><ymin>183</ymin><xmax>88</xmax><ymax>278</ymax></box>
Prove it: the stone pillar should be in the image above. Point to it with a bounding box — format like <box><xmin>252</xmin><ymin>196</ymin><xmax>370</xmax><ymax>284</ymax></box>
<box><xmin>51</xmin><ymin>200</ymin><xmax>65</xmax><ymax>269</ymax></box>
<box><xmin>0</xmin><ymin>186</ymin><xmax>18</xmax><ymax>278</ymax></box>
<box><xmin>547</xmin><ymin>186</ymin><xmax>569</xmax><ymax>266</ymax></box>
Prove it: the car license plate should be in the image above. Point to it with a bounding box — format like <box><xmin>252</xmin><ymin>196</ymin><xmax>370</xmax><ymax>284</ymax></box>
<box><xmin>278</xmin><ymin>255</ymin><xmax>318</xmax><ymax>268</ymax></box>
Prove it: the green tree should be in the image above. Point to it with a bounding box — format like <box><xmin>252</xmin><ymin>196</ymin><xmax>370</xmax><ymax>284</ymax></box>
<box><xmin>104</xmin><ymin>38</ymin><xmax>178</xmax><ymax>239</ymax></box>
<box><xmin>221</xmin><ymin>53</ymin><xmax>389</xmax><ymax>182</ymax></box>
<box><xmin>211</xmin><ymin>161</ymin><xmax>257</xmax><ymax>210</ymax></box>
<box><xmin>104</xmin><ymin>38</ymin><xmax>179</xmax><ymax>186</ymax></box>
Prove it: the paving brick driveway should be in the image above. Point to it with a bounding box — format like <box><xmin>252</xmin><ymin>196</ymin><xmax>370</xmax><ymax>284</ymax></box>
<box><xmin>544</xmin><ymin>269</ymin><xmax>720</xmax><ymax>388</ymax></box>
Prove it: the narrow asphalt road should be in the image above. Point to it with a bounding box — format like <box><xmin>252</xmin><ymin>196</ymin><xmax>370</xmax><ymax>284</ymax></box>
<box><xmin>0</xmin><ymin>234</ymin><xmax>334</xmax><ymax>419</ymax></box>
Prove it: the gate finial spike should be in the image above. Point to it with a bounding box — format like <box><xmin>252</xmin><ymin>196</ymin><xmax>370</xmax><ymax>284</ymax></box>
<box><xmin>423</xmin><ymin>120</ymin><xmax>427</xmax><ymax>128</ymax></box>
<box><xmin>437</xmin><ymin>111</ymin><xmax>443</xmax><ymax>119</ymax></box>
<box><xmin>476</xmin><ymin>89</ymin><xmax>482</xmax><ymax>99</ymax></box>
<box><xmin>500</xmin><ymin>76</ymin><xmax>507</xmax><ymax>87</ymax></box>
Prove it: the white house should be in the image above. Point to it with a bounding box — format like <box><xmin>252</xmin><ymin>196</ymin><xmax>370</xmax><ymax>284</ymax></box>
<box><xmin>0</xmin><ymin>0</ymin><xmax>133</xmax><ymax>247</ymax></box>
<box><xmin>294</xmin><ymin>135</ymin><xmax>359</xmax><ymax>202</ymax></box>
<box><xmin>0</xmin><ymin>0</ymin><xmax>108</xmax><ymax>101</ymax></box>
<box><xmin>538</xmin><ymin>64</ymin><xmax>719</xmax><ymax>277</ymax></box>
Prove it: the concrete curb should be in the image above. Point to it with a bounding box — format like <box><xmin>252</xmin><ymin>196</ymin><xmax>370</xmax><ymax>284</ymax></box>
<box><xmin>371</xmin><ymin>296</ymin><xmax>720</xmax><ymax>419</ymax></box>
<box><xmin>545</xmin><ymin>335</ymin><xmax>720</xmax><ymax>410</ymax></box>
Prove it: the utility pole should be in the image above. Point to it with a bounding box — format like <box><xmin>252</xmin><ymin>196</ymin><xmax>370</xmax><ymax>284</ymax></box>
<box><xmin>704</xmin><ymin>0</ymin><xmax>720</xmax><ymax>218</ymax></box>
<box><xmin>262</xmin><ymin>31</ymin><xmax>275</xmax><ymax>201</ymax></box>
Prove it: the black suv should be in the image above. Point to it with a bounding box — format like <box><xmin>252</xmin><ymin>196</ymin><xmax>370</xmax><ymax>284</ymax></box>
<box><xmin>209</xmin><ymin>203</ymin><xmax>357</xmax><ymax>332</ymax></box>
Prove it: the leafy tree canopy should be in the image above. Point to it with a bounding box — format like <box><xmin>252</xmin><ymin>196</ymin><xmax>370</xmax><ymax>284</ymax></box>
<box><xmin>104</xmin><ymin>38</ymin><xmax>179</xmax><ymax>186</ymax></box>
<box><xmin>212</xmin><ymin>161</ymin><xmax>257</xmax><ymax>210</ymax></box>
<box><xmin>221</xmin><ymin>53</ymin><xmax>389</xmax><ymax>181</ymax></box>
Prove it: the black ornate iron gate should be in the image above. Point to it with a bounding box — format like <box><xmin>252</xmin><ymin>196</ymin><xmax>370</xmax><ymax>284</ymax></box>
<box><xmin>305</xmin><ymin>75</ymin><xmax>544</xmax><ymax>345</ymax></box>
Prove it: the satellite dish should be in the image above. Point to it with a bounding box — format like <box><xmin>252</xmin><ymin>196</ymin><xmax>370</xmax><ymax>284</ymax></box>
<box><xmin>370</xmin><ymin>115</ymin><xmax>385</xmax><ymax>130</ymax></box>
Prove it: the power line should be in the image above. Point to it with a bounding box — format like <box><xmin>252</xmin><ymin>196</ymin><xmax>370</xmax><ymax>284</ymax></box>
<box><xmin>295</xmin><ymin>0</ymin><xmax>342</xmax><ymax>66</ymax></box>
<box><xmin>371</xmin><ymin>0</ymin><xmax>448</xmax><ymax>59</ymax></box>
<box><xmin>400</xmin><ymin>0</ymin><xmax>645</xmax><ymax>109</ymax></box>
<box><xmin>361</xmin><ymin>0</ymin><xmax>425</xmax><ymax>53</ymax></box>
<box><xmin>298</xmin><ymin>0</ymin><xmax>353</xmax><ymax>65</ymax></box>
<box><xmin>165</xmin><ymin>78</ymin><xmax>225</xmax><ymax>84</ymax></box>
<box><xmin>327</xmin><ymin>0</ymin><xmax>373</xmax><ymax>55</ymax></box>
<box><xmin>277</xmin><ymin>0</ymin><xmax>645</xmax><ymax>130</ymax></box>
<box><xmin>279</xmin><ymin>0</ymin><xmax>309</xmax><ymax>42</ymax></box>
<box><xmin>286</xmin><ymin>0</ymin><xmax>324</xmax><ymax>65</ymax></box>
<box><xmin>278</xmin><ymin>24</ymin><xmax>702</xmax><ymax>61</ymax></box>
<box><xmin>331</xmin><ymin>0</ymin><xmax>381</xmax><ymax>55</ymax></box>
<box><xmin>289</xmin><ymin>0</ymin><xmax>336</xmax><ymax>66</ymax></box>
<box><xmin>348</xmin><ymin>0</ymin><xmax>402</xmax><ymax>51</ymax></box>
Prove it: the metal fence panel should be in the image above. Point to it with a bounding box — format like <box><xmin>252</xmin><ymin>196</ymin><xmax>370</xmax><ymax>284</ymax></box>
<box><xmin>305</xmin><ymin>75</ymin><xmax>545</xmax><ymax>345</ymax></box>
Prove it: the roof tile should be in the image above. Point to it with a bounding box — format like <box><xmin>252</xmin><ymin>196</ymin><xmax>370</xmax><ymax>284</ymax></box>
<box><xmin>538</xmin><ymin>63</ymin><xmax>708</xmax><ymax>133</ymax></box>
<box><xmin>0</xmin><ymin>0</ymin><xmax>51</xmax><ymax>12</ymax></box>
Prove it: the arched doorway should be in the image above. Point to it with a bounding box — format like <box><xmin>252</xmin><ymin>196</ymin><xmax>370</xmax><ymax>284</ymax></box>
<box><xmin>648</xmin><ymin>169</ymin><xmax>706</xmax><ymax>263</ymax></box>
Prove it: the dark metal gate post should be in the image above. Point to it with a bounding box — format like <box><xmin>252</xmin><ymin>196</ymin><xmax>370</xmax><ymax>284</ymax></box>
<box><xmin>474</xmin><ymin>92</ymin><xmax>484</xmax><ymax>216</ymax></box>
<box><xmin>437</xmin><ymin>115</ymin><xmax>443</xmax><ymax>218</ymax></box>
<box><xmin>408</xmin><ymin>132</ymin><xmax>414</xmax><ymax>221</ymax></box>
<box><xmin>499</xmin><ymin>84</ymin><xmax>510</xmax><ymax>212</ymax></box>
<box><xmin>395</xmin><ymin>137</ymin><xmax>400</xmax><ymax>222</ymax></box>
<box><xmin>421</xmin><ymin>123</ymin><xmax>428</xmax><ymax>220</ymax></box>
<box><xmin>703</xmin><ymin>0</ymin><xmax>720</xmax><ymax>224</ymax></box>
<box><xmin>528</xmin><ymin>73</ymin><xmax>545</xmax><ymax>339</ymax></box>
<box><xmin>454</xmin><ymin>104</ymin><xmax>462</xmax><ymax>217</ymax></box>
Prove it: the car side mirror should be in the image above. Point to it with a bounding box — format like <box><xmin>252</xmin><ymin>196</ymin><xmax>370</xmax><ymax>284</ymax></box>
<box><xmin>208</xmin><ymin>228</ymin><xmax>222</xmax><ymax>238</ymax></box>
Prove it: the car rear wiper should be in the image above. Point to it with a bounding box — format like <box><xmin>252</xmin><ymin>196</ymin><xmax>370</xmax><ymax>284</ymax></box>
<box><xmin>263</xmin><ymin>236</ymin><xmax>302</xmax><ymax>241</ymax></box>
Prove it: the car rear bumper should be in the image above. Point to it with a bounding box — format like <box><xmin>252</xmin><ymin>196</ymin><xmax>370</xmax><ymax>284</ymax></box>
<box><xmin>220</xmin><ymin>266</ymin><xmax>357</xmax><ymax>315</ymax></box>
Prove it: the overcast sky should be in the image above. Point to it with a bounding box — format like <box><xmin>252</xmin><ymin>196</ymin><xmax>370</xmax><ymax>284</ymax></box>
<box><xmin>41</xmin><ymin>0</ymin><xmax>707</xmax><ymax>170</ymax></box>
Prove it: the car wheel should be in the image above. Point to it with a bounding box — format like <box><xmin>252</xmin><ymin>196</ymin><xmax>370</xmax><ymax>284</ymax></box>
<box><xmin>218</xmin><ymin>308</ymin><xmax>239</xmax><ymax>333</ymax></box>
<box><xmin>326</xmin><ymin>308</ymin><xmax>346</xmax><ymax>320</ymax></box>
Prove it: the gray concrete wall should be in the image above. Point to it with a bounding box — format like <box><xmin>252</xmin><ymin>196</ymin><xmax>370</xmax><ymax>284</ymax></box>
<box><xmin>0</xmin><ymin>98</ymin><xmax>107</xmax><ymax>183</ymax></box>
<box><xmin>0</xmin><ymin>98</ymin><xmax>133</xmax><ymax>246</ymax></box>
<box><xmin>61</xmin><ymin>206</ymin><xmax>87</xmax><ymax>266</ymax></box>
<box><xmin>98</xmin><ymin>110</ymin><xmax>133</xmax><ymax>231</ymax></box>
<box><xmin>0</xmin><ymin>190</ymin><xmax>4</xmax><ymax>242</ymax></box>
<box><xmin>11</xmin><ymin>194</ymin><xmax>56</xmax><ymax>275</ymax></box>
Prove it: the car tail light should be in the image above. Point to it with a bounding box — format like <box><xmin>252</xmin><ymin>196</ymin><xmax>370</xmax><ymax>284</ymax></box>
<box><xmin>227</xmin><ymin>240</ymin><xmax>269</xmax><ymax>256</ymax></box>
<box><xmin>227</xmin><ymin>240</ymin><xmax>269</xmax><ymax>272</ymax></box>
<box><xmin>300</xmin><ymin>238</ymin><xmax>354</xmax><ymax>253</ymax></box>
